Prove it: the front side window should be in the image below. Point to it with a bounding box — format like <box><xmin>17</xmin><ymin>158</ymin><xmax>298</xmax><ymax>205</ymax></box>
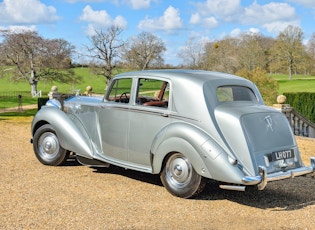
<box><xmin>216</xmin><ymin>86</ymin><xmax>257</xmax><ymax>102</ymax></box>
<box><xmin>107</xmin><ymin>78</ymin><xmax>132</xmax><ymax>103</ymax></box>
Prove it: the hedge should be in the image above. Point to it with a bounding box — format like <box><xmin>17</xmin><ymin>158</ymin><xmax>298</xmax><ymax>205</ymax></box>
<box><xmin>284</xmin><ymin>93</ymin><xmax>315</xmax><ymax>123</ymax></box>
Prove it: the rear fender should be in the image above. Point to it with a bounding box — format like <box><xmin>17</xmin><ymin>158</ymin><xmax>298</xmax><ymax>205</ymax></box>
<box><xmin>31</xmin><ymin>106</ymin><xmax>93</xmax><ymax>158</ymax></box>
<box><xmin>151</xmin><ymin>122</ymin><xmax>216</xmax><ymax>178</ymax></box>
<box><xmin>151</xmin><ymin>122</ymin><xmax>247</xmax><ymax>184</ymax></box>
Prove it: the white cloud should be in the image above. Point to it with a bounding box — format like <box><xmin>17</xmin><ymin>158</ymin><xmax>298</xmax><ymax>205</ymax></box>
<box><xmin>126</xmin><ymin>0</ymin><xmax>151</xmax><ymax>9</ymax></box>
<box><xmin>80</xmin><ymin>5</ymin><xmax>127</xmax><ymax>35</ymax></box>
<box><xmin>66</xmin><ymin>0</ymin><xmax>109</xmax><ymax>3</ymax></box>
<box><xmin>288</xmin><ymin>0</ymin><xmax>315</xmax><ymax>8</ymax></box>
<box><xmin>191</xmin><ymin>1</ymin><xmax>300</xmax><ymax>35</ymax></box>
<box><xmin>0</xmin><ymin>25</ymin><xmax>37</xmax><ymax>33</ymax></box>
<box><xmin>242</xmin><ymin>2</ymin><xmax>300</xmax><ymax>34</ymax></box>
<box><xmin>190</xmin><ymin>13</ymin><xmax>200</xmax><ymax>25</ymax></box>
<box><xmin>66</xmin><ymin>0</ymin><xmax>152</xmax><ymax>9</ymax></box>
<box><xmin>230</xmin><ymin>28</ymin><xmax>241</xmax><ymax>37</ymax></box>
<box><xmin>194</xmin><ymin>0</ymin><xmax>242</xmax><ymax>22</ymax></box>
<box><xmin>0</xmin><ymin>0</ymin><xmax>59</xmax><ymax>24</ymax></box>
<box><xmin>80</xmin><ymin>5</ymin><xmax>112</xmax><ymax>25</ymax></box>
<box><xmin>190</xmin><ymin>13</ymin><xmax>218</xmax><ymax>29</ymax></box>
<box><xmin>243</xmin><ymin>2</ymin><xmax>296</xmax><ymax>24</ymax></box>
<box><xmin>138</xmin><ymin>6</ymin><xmax>183</xmax><ymax>32</ymax></box>
<box><xmin>229</xmin><ymin>27</ymin><xmax>260</xmax><ymax>37</ymax></box>
<box><xmin>249</xmin><ymin>28</ymin><xmax>260</xmax><ymax>34</ymax></box>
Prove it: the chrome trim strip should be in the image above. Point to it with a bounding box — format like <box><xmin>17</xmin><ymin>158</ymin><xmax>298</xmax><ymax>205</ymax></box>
<box><xmin>101</xmin><ymin>104</ymin><xmax>200</xmax><ymax>121</ymax></box>
<box><xmin>242</xmin><ymin>158</ymin><xmax>315</xmax><ymax>190</ymax></box>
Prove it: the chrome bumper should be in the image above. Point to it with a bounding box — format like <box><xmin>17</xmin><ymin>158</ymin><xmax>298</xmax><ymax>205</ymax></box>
<box><xmin>242</xmin><ymin>157</ymin><xmax>315</xmax><ymax>190</ymax></box>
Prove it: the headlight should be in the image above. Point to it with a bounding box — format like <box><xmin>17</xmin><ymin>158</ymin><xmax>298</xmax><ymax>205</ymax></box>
<box><xmin>45</xmin><ymin>99</ymin><xmax>62</xmax><ymax>110</ymax></box>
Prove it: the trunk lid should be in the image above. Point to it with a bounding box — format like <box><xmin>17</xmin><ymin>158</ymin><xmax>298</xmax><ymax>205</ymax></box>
<box><xmin>215</xmin><ymin>102</ymin><xmax>303</xmax><ymax>176</ymax></box>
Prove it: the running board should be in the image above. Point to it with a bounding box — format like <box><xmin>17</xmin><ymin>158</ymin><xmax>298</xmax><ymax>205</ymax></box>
<box><xmin>219</xmin><ymin>185</ymin><xmax>246</xmax><ymax>192</ymax></box>
<box><xmin>77</xmin><ymin>155</ymin><xmax>110</xmax><ymax>167</ymax></box>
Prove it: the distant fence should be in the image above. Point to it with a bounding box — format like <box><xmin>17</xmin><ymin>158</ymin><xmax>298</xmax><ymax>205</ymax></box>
<box><xmin>0</xmin><ymin>91</ymin><xmax>31</xmax><ymax>98</ymax></box>
<box><xmin>0</xmin><ymin>91</ymin><xmax>45</xmax><ymax>110</ymax></box>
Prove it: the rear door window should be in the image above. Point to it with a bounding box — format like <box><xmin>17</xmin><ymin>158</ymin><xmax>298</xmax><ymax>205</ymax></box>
<box><xmin>136</xmin><ymin>78</ymin><xmax>169</xmax><ymax>108</ymax></box>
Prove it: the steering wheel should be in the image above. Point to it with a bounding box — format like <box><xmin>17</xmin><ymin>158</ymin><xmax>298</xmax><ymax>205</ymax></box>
<box><xmin>119</xmin><ymin>92</ymin><xmax>129</xmax><ymax>103</ymax></box>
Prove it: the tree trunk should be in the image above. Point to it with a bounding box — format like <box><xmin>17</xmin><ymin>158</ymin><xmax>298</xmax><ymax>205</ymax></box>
<box><xmin>29</xmin><ymin>69</ymin><xmax>38</xmax><ymax>96</ymax></box>
<box><xmin>289</xmin><ymin>59</ymin><xmax>293</xmax><ymax>80</ymax></box>
<box><xmin>289</xmin><ymin>67</ymin><xmax>292</xmax><ymax>80</ymax></box>
<box><xmin>31</xmin><ymin>82</ymin><xmax>37</xmax><ymax>97</ymax></box>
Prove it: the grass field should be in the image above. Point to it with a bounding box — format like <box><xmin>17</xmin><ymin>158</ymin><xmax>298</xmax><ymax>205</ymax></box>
<box><xmin>0</xmin><ymin>68</ymin><xmax>128</xmax><ymax>109</ymax></box>
<box><xmin>270</xmin><ymin>73</ymin><xmax>315</xmax><ymax>94</ymax></box>
<box><xmin>0</xmin><ymin>67</ymin><xmax>132</xmax><ymax>95</ymax></box>
<box><xmin>1</xmin><ymin>68</ymin><xmax>315</xmax><ymax>111</ymax></box>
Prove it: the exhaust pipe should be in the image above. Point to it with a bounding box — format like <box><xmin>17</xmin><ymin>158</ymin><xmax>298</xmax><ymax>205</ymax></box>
<box><xmin>219</xmin><ymin>184</ymin><xmax>246</xmax><ymax>192</ymax></box>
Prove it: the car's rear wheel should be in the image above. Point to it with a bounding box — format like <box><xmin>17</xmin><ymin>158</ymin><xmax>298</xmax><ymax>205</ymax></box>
<box><xmin>33</xmin><ymin>124</ymin><xmax>69</xmax><ymax>166</ymax></box>
<box><xmin>160</xmin><ymin>152</ymin><xmax>206</xmax><ymax>198</ymax></box>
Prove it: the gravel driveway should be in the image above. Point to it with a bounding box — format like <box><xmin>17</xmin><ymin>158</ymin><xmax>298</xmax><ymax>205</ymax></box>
<box><xmin>1</xmin><ymin>117</ymin><xmax>315</xmax><ymax>229</ymax></box>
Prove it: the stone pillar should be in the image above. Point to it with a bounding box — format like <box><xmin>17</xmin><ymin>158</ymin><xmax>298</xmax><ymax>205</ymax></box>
<box><xmin>83</xmin><ymin>86</ymin><xmax>93</xmax><ymax>96</ymax></box>
<box><xmin>273</xmin><ymin>95</ymin><xmax>291</xmax><ymax>112</ymax></box>
<box><xmin>48</xmin><ymin>86</ymin><xmax>59</xmax><ymax>100</ymax></box>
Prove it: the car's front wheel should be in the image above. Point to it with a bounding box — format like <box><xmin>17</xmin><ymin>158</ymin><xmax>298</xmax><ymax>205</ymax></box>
<box><xmin>33</xmin><ymin>124</ymin><xmax>69</xmax><ymax>166</ymax></box>
<box><xmin>160</xmin><ymin>152</ymin><xmax>206</xmax><ymax>198</ymax></box>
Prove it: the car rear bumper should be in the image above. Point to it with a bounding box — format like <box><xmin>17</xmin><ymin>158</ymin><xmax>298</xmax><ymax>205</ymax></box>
<box><xmin>242</xmin><ymin>157</ymin><xmax>315</xmax><ymax>190</ymax></box>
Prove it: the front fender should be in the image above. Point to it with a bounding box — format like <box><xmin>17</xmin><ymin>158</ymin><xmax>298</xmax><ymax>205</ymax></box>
<box><xmin>31</xmin><ymin>106</ymin><xmax>93</xmax><ymax>158</ymax></box>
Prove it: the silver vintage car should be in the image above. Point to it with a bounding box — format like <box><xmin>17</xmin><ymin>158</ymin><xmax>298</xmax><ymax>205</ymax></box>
<box><xmin>31</xmin><ymin>69</ymin><xmax>315</xmax><ymax>198</ymax></box>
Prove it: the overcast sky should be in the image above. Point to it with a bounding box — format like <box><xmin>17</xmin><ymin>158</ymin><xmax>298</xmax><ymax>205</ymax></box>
<box><xmin>1</xmin><ymin>0</ymin><xmax>315</xmax><ymax>65</ymax></box>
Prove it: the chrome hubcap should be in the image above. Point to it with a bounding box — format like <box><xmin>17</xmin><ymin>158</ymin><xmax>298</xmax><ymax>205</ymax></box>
<box><xmin>174</xmin><ymin>165</ymin><xmax>182</xmax><ymax>176</ymax></box>
<box><xmin>38</xmin><ymin>132</ymin><xmax>59</xmax><ymax>159</ymax></box>
<box><xmin>167</xmin><ymin>153</ymin><xmax>192</xmax><ymax>187</ymax></box>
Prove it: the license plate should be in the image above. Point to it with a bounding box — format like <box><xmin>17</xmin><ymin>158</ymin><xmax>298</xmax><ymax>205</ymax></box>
<box><xmin>270</xmin><ymin>149</ymin><xmax>295</xmax><ymax>162</ymax></box>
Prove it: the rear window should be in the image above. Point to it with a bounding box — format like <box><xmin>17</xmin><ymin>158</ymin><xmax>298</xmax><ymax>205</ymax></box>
<box><xmin>216</xmin><ymin>86</ymin><xmax>257</xmax><ymax>102</ymax></box>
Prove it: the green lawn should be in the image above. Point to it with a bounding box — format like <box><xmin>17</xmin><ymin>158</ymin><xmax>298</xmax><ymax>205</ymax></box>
<box><xmin>0</xmin><ymin>67</ymin><xmax>128</xmax><ymax>109</ymax></box>
<box><xmin>270</xmin><ymin>73</ymin><xmax>315</xmax><ymax>94</ymax></box>
<box><xmin>270</xmin><ymin>73</ymin><xmax>315</xmax><ymax>81</ymax></box>
<box><xmin>0</xmin><ymin>109</ymin><xmax>38</xmax><ymax>119</ymax></box>
<box><xmin>0</xmin><ymin>67</ymin><xmax>130</xmax><ymax>95</ymax></box>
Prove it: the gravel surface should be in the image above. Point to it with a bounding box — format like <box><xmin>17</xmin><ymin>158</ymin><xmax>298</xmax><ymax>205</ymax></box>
<box><xmin>1</xmin><ymin>117</ymin><xmax>315</xmax><ymax>229</ymax></box>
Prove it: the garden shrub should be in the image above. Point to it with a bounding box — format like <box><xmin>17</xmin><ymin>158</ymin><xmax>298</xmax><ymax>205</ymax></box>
<box><xmin>284</xmin><ymin>92</ymin><xmax>315</xmax><ymax>123</ymax></box>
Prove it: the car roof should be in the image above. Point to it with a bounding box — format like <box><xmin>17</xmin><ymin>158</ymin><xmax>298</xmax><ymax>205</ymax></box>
<box><xmin>115</xmin><ymin>69</ymin><xmax>247</xmax><ymax>83</ymax></box>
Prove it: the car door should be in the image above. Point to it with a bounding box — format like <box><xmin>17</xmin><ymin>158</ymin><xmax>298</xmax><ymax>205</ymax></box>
<box><xmin>98</xmin><ymin>78</ymin><xmax>133</xmax><ymax>162</ymax></box>
<box><xmin>128</xmin><ymin>78</ymin><xmax>171</xmax><ymax>168</ymax></box>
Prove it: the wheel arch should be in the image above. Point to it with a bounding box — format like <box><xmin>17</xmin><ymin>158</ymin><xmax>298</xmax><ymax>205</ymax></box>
<box><xmin>31</xmin><ymin>107</ymin><xmax>93</xmax><ymax>158</ymax></box>
<box><xmin>151</xmin><ymin>122</ymin><xmax>215</xmax><ymax>179</ymax></box>
<box><xmin>32</xmin><ymin>120</ymin><xmax>49</xmax><ymax>136</ymax></box>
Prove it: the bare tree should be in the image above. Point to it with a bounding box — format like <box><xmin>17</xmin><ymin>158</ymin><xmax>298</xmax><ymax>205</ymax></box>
<box><xmin>178</xmin><ymin>36</ymin><xmax>204</xmax><ymax>69</ymax></box>
<box><xmin>306</xmin><ymin>33</ymin><xmax>315</xmax><ymax>75</ymax></box>
<box><xmin>44</xmin><ymin>38</ymin><xmax>74</xmax><ymax>69</ymax></box>
<box><xmin>123</xmin><ymin>32</ymin><xmax>166</xmax><ymax>70</ymax></box>
<box><xmin>202</xmin><ymin>37</ymin><xmax>239</xmax><ymax>73</ymax></box>
<box><xmin>0</xmin><ymin>30</ymin><xmax>43</xmax><ymax>96</ymax></box>
<box><xmin>0</xmin><ymin>30</ymin><xmax>75</xmax><ymax>95</ymax></box>
<box><xmin>237</xmin><ymin>33</ymin><xmax>274</xmax><ymax>72</ymax></box>
<box><xmin>87</xmin><ymin>25</ymin><xmax>125</xmax><ymax>86</ymax></box>
<box><xmin>270</xmin><ymin>25</ymin><xmax>305</xmax><ymax>79</ymax></box>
